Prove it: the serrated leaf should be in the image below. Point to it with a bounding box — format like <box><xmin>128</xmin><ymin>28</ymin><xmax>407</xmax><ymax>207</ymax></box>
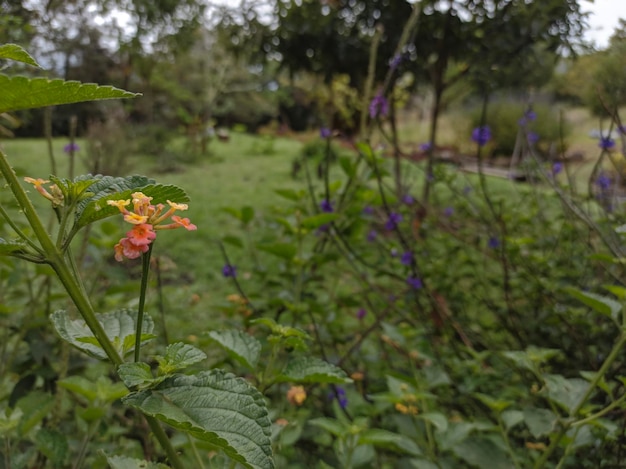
<box><xmin>51</xmin><ymin>309</ymin><xmax>155</xmax><ymax>360</ymax></box>
<box><xmin>358</xmin><ymin>429</ymin><xmax>422</xmax><ymax>456</ymax></box>
<box><xmin>544</xmin><ymin>374</ymin><xmax>589</xmax><ymax>414</ymax></box>
<box><xmin>157</xmin><ymin>342</ymin><xmax>207</xmax><ymax>374</ymax></box>
<box><xmin>564</xmin><ymin>287</ymin><xmax>622</xmax><ymax>322</ymax></box>
<box><xmin>451</xmin><ymin>436</ymin><xmax>512</xmax><ymax>469</ymax></box>
<box><xmin>523</xmin><ymin>407</ymin><xmax>557</xmax><ymax>437</ymax></box>
<box><xmin>206</xmin><ymin>330</ymin><xmax>261</xmax><ymax>369</ymax></box>
<box><xmin>256</xmin><ymin>242</ymin><xmax>297</xmax><ymax>261</ymax></box>
<box><xmin>122</xmin><ymin>370</ymin><xmax>274</xmax><ymax>469</ymax></box>
<box><xmin>118</xmin><ymin>362</ymin><xmax>155</xmax><ymax>389</ymax></box>
<box><xmin>501</xmin><ymin>409</ymin><xmax>524</xmax><ymax>431</ymax></box>
<box><xmin>106</xmin><ymin>455</ymin><xmax>170</xmax><ymax>469</ymax></box>
<box><xmin>278</xmin><ymin>356</ymin><xmax>351</xmax><ymax>384</ymax></box>
<box><xmin>35</xmin><ymin>428</ymin><xmax>68</xmax><ymax>466</ymax></box>
<box><xmin>300</xmin><ymin>213</ymin><xmax>338</xmax><ymax>229</ymax></box>
<box><xmin>0</xmin><ymin>76</ymin><xmax>139</xmax><ymax>113</ymax></box>
<box><xmin>0</xmin><ymin>44</ymin><xmax>40</xmax><ymax>67</ymax></box>
<box><xmin>249</xmin><ymin>318</ymin><xmax>310</xmax><ymax>340</ymax></box>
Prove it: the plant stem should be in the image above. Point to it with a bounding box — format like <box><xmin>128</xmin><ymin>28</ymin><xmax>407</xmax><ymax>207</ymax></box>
<box><xmin>135</xmin><ymin>244</ymin><xmax>153</xmax><ymax>362</ymax></box>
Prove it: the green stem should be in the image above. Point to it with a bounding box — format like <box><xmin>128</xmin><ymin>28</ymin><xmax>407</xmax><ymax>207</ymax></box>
<box><xmin>0</xmin><ymin>203</ymin><xmax>44</xmax><ymax>254</ymax></box>
<box><xmin>146</xmin><ymin>415</ymin><xmax>185</xmax><ymax>469</ymax></box>
<box><xmin>135</xmin><ymin>243</ymin><xmax>153</xmax><ymax>362</ymax></box>
<box><xmin>534</xmin><ymin>332</ymin><xmax>626</xmax><ymax>468</ymax></box>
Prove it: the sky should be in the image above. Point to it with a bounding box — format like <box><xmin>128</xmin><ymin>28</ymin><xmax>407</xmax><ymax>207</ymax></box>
<box><xmin>209</xmin><ymin>0</ymin><xmax>626</xmax><ymax>49</ymax></box>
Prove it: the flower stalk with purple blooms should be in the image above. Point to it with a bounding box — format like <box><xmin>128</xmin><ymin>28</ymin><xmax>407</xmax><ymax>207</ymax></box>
<box><xmin>385</xmin><ymin>212</ymin><xmax>403</xmax><ymax>231</ymax></box>
<box><xmin>471</xmin><ymin>126</ymin><xmax>492</xmax><ymax>146</ymax></box>
<box><xmin>407</xmin><ymin>276</ymin><xmax>422</xmax><ymax>289</ymax></box>
<box><xmin>64</xmin><ymin>142</ymin><xmax>79</xmax><ymax>153</ymax></box>
<box><xmin>400</xmin><ymin>251</ymin><xmax>413</xmax><ymax>266</ymax></box>
<box><xmin>320</xmin><ymin>199</ymin><xmax>334</xmax><ymax>213</ymax></box>
<box><xmin>599</xmin><ymin>136</ymin><xmax>615</xmax><ymax>151</ymax></box>
<box><xmin>319</xmin><ymin>127</ymin><xmax>332</xmax><ymax>139</ymax></box>
<box><xmin>369</xmin><ymin>94</ymin><xmax>389</xmax><ymax>119</ymax></box>
<box><xmin>222</xmin><ymin>264</ymin><xmax>237</xmax><ymax>278</ymax></box>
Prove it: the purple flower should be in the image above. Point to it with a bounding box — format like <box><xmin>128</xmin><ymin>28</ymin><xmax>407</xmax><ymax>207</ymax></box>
<box><xmin>356</xmin><ymin>308</ymin><xmax>366</xmax><ymax>320</ymax></box>
<box><xmin>366</xmin><ymin>229</ymin><xmax>377</xmax><ymax>242</ymax></box>
<box><xmin>320</xmin><ymin>199</ymin><xmax>334</xmax><ymax>213</ymax></box>
<box><xmin>552</xmin><ymin>162</ymin><xmax>563</xmax><ymax>176</ymax></box>
<box><xmin>488</xmin><ymin>237</ymin><xmax>500</xmax><ymax>249</ymax></box>
<box><xmin>407</xmin><ymin>276</ymin><xmax>423</xmax><ymax>289</ymax></box>
<box><xmin>330</xmin><ymin>386</ymin><xmax>348</xmax><ymax>409</ymax></box>
<box><xmin>316</xmin><ymin>224</ymin><xmax>330</xmax><ymax>235</ymax></box>
<box><xmin>599</xmin><ymin>137</ymin><xmax>615</xmax><ymax>150</ymax></box>
<box><xmin>471</xmin><ymin>126</ymin><xmax>492</xmax><ymax>146</ymax></box>
<box><xmin>463</xmin><ymin>185</ymin><xmax>472</xmax><ymax>195</ymax></box>
<box><xmin>369</xmin><ymin>94</ymin><xmax>389</xmax><ymax>119</ymax></box>
<box><xmin>389</xmin><ymin>53</ymin><xmax>403</xmax><ymax>70</ymax></box>
<box><xmin>596</xmin><ymin>173</ymin><xmax>611</xmax><ymax>191</ymax></box>
<box><xmin>619</xmin><ymin>125</ymin><xmax>626</xmax><ymax>135</ymax></box>
<box><xmin>362</xmin><ymin>205</ymin><xmax>374</xmax><ymax>215</ymax></box>
<box><xmin>385</xmin><ymin>212</ymin><xmax>403</xmax><ymax>231</ymax></box>
<box><xmin>320</xmin><ymin>127</ymin><xmax>332</xmax><ymax>139</ymax></box>
<box><xmin>527</xmin><ymin>131</ymin><xmax>539</xmax><ymax>145</ymax></box>
<box><xmin>444</xmin><ymin>207</ymin><xmax>454</xmax><ymax>217</ymax></box>
<box><xmin>419</xmin><ymin>142</ymin><xmax>433</xmax><ymax>152</ymax></box>
<box><xmin>402</xmin><ymin>194</ymin><xmax>415</xmax><ymax>205</ymax></box>
<box><xmin>525</xmin><ymin>110</ymin><xmax>537</xmax><ymax>121</ymax></box>
<box><xmin>400</xmin><ymin>251</ymin><xmax>413</xmax><ymax>265</ymax></box>
<box><xmin>64</xmin><ymin>142</ymin><xmax>79</xmax><ymax>153</ymax></box>
<box><xmin>222</xmin><ymin>264</ymin><xmax>237</xmax><ymax>278</ymax></box>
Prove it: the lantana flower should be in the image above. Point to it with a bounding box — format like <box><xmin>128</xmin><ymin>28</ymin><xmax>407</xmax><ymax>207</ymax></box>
<box><xmin>107</xmin><ymin>191</ymin><xmax>197</xmax><ymax>261</ymax></box>
<box><xmin>24</xmin><ymin>177</ymin><xmax>64</xmax><ymax>207</ymax></box>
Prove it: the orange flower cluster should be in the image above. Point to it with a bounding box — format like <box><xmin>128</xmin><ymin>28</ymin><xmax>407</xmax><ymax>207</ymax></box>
<box><xmin>107</xmin><ymin>191</ymin><xmax>197</xmax><ymax>261</ymax></box>
<box><xmin>24</xmin><ymin>177</ymin><xmax>64</xmax><ymax>206</ymax></box>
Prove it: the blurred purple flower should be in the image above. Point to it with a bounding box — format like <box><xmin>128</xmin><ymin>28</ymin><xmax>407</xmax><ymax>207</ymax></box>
<box><xmin>444</xmin><ymin>206</ymin><xmax>454</xmax><ymax>217</ymax></box>
<box><xmin>407</xmin><ymin>276</ymin><xmax>423</xmax><ymax>289</ymax></box>
<box><xmin>463</xmin><ymin>185</ymin><xmax>472</xmax><ymax>195</ymax></box>
<box><xmin>320</xmin><ymin>127</ymin><xmax>332</xmax><ymax>139</ymax></box>
<box><xmin>64</xmin><ymin>142</ymin><xmax>79</xmax><ymax>153</ymax></box>
<box><xmin>356</xmin><ymin>308</ymin><xmax>366</xmax><ymax>320</ymax></box>
<box><xmin>488</xmin><ymin>237</ymin><xmax>500</xmax><ymax>249</ymax></box>
<box><xmin>402</xmin><ymin>194</ymin><xmax>414</xmax><ymax>205</ymax></box>
<box><xmin>471</xmin><ymin>126</ymin><xmax>491</xmax><ymax>146</ymax></box>
<box><xmin>320</xmin><ymin>199</ymin><xmax>334</xmax><ymax>213</ymax></box>
<box><xmin>366</xmin><ymin>229</ymin><xmax>377</xmax><ymax>242</ymax></box>
<box><xmin>419</xmin><ymin>142</ymin><xmax>433</xmax><ymax>152</ymax></box>
<box><xmin>525</xmin><ymin>110</ymin><xmax>537</xmax><ymax>121</ymax></box>
<box><xmin>619</xmin><ymin>125</ymin><xmax>626</xmax><ymax>135</ymax></box>
<box><xmin>385</xmin><ymin>212</ymin><xmax>403</xmax><ymax>230</ymax></box>
<box><xmin>362</xmin><ymin>205</ymin><xmax>374</xmax><ymax>215</ymax></box>
<box><xmin>596</xmin><ymin>173</ymin><xmax>611</xmax><ymax>191</ymax></box>
<box><xmin>599</xmin><ymin>136</ymin><xmax>615</xmax><ymax>150</ymax></box>
<box><xmin>316</xmin><ymin>224</ymin><xmax>330</xmax><ymax>235</ymax></box>
<box><xmin>400</xmin><ymin>251</ymin><xmax>413</xmax><ymax>265</ymax></box>
<box><xmin>222</xmin><ymin>264</ymin><xmax>237</xmax><ymax>278</ymax></box>
<box><xmin>552</xmin><ymin>162</ymin><xmax>563</xmax><ymax>176</ymax></box>
<box><xmin>389</xmin><ymin>53</ymin><xmax>403</xmax><ymax>70</ymax></box>
<box><xmin>331</xmin><ymin>386</ymin><xmax>348</xmax><ymax>409</ymax></box>
<box><xmin>369</xmin><ymin>94</ymin><xmax>389</xmax><ymax>118</ymax></box>
<box><xmin>527</xmin><ymin>131</ymin><xmax>539</xmax><ymax>145</ymax></box>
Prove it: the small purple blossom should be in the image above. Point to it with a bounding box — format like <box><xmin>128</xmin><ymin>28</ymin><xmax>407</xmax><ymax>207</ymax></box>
<box><xmin>385</xmin><ymin>212</ymin><xmax>403</xmax><ymax>231</ymax></box>
<box><xmin>369</xmin><ymin>94</ymin><xmax>389</xmax><ymax>119</ymax></box>
<box><xmin>407</xmin><ymin>276</ymin><xmax>423</xmax><ymax>289</ymax></box>
<box><xmin>596</xmin><ymin>173</ymin><xmax>611</xmax><ymax>191</ymax></box>
<box><xmin>389</xmin><ymin>53</ymin><xmax>403</xmax><ymax>70</ymax></box>
<box><xmin>552</xmin><ymin>162</ymin><xmax>563</xmax><ymax>176</ymax></box>
<box><xmin>362</xmin><ymin>205</ymin><xmax>374</xmax><ymax>215</ymax></box>
<box><xmin>356</xmin><ymin>308</ymin><xmax>367</xmax><ymax>320</ymax></box>
<box><xmin>332</xmin><ymin>386</ymin><xmax>348</xmax><ymax>409</ymax></box>
<box><xmin>471</xmin><ymin>126</ymin><xmax>492</xmax><ymax>146</ymax></box>
<box><xmin>400</xmin><ymin>251</ymin><xmax>413</xmax><ymax>266</ymax></box>
<box><xmin>64</xmin><ymin>142</ymin><xmax>79</xmax><ymax>153</ymax></box>
<box><xmin>444</xmin><ymin>206</ymin><xmax>454</xmax><ymax>217</ymax></box>
<box><xmin>320</xmin><ymin>127</ymin><xmax>332</xmax><ymax>139</ymax></box>
<box><xmin>320</xmin><ymin>199</ymin><xmax>334</xmax><ymax>213</ymax></box>
<box><xmin>419</xmin><ymin>142</ymin><xmax>433</xmax><ymax>152</ymax></box>
<box><xmin>402</xmin><ymin>194</ymin><xmax>415</xmax><ymax>205</ymax></box>
<box><xmin>366</xmin><ymin>229</ymin><xmax>377</xmax><ymax>242</ymax></box>
<box><xmin>527</xmin><ymin>131</ymin><xmax>539</xmax><ymax>145</ymax></box>
<box><xmin>316</xmin><ymin>224</ymin><xmax>330</xmax><ymax>235</ymax></box>
<box><xmin>488</xmin><ymin>237</ymin><xmax>500</xmax><ymax>249</ymax></box>
<box><xmin>463</xmin><ymin>185</ymin><xmax>472</xmax><ymax>195</ymax></box>
<box><xmin>222</xmin><ymin>264</ymin><xmax>237</xmax><ymax>278</ymax></box>
<box><xmin>619</xmin><ymin>125</ymin><xmax>626</xmax><ymax>135</ymax></box>
<box><xmin>599</xmin><ymin>136</ymin><xmax>615</xmax><ymax>151</ymax></box>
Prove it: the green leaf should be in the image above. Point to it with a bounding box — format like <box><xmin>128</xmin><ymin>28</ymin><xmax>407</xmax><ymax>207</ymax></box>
<box><xmin>106</xmin><ymin>455</ymin><xmax>170</xmax><ymax>469</ymax></box>
<box><xmin>564</xmin><ymin>287</ymin><xmax>622</xmax><ymax>322</ymax></box>
<box><xmin>278</xmin><ymin>356</ymin><xmax>351</xmax><ymax>384</ymax></box>
<box><xmin>274</xmin><ymin>189</ymin><xmax>304</xmax><ymax>201</ymax></box>
<box><xmin>338</xmin><ymin>155</ymin><xmax>356</xmax><ymax>177</ymax></box>
<box><xmin>59</xmin><ymin>375</ymin><xmax>127</xmax><ymax>403</ymax></box>
<box><xmin>0</xmin><ymin>408</ymin><xmax>22</xmax><ymax>436</ymax></box>
<box><xmin>358</xmin><ymin>429</ymin><xmax>422</xmax><ymax>456</ymax></box>
<box><xmin>544</xmin><ymin>374</ymin><xmax>589</xmax><ymax>414</ymax></box>
<box><xmin>0</xmin><ymin>238</ymin><xmax>27</xmax><ymax>255</ymax></box>
<box><xmin>157</xmin><ymin>342</ymin><xmax>207</xmax><ymax>375</ymax></box>
<box><xmin>256</xmin><ymin>242</ymin><xmax>297</xmax><ymax>261</ymax></box>
<box><xmin>241</xmin><ymin>206</ymin><xmax>255</xmax><ymax>225</ymax></box>
<box><xmin>16</xmin><ymin>391</ymin><xmax>54</xmax><ymax>436</ymax></box>
<box><xmin>501</xmin><ymin>410</ymin><xmax>524</xmax><ymax>431</ymax></box>
<box><xmin>300</xmin><ymin>213</ymin><xmax>338</xmax><ymax>229</ymax></box>
<box><xmin>223</xmin><ymin>235</ymin><xmax>244</xmax><ymax>249</ymax></box>
<box><xmin>0</xmin><ymin>76</ymin><xmax>139</xmax><ymax>113</ymax></box>
<box><xmin>418</xmin><ymin>412</ymin><xmax>448</xmax><ymax>433</ymax></box>
<box><xmin>51</xmin><ymin>309</ymin><xmax>155</xmax><ymax>360</ymax></box>
<box><xmin>206</xmin><ymin>330</ymin><xmax>261</xmax><ymax>369</ymax></box>
<box><xmin>74</xmin><ymin>180</ymin><xmax>189</xmax><ymax>230</ymax></box>
<box><xmin>0</xmin><ymin>44</ymin><xmax>40</xmax><ymax>67</ymax></box>
<box><xmin>35</xmin><ymin>428</ymin><xmax>68</xmax><ymax>467</ymax></box>
<box><xmin>451</xmin><ymin>436</ymin><xmax>512</xmax><ymax>469</ymax></box>
<box><xmin>122</xmin><ymin>370</ymin><xmax>274</xmax><ymax>469</ymax></box>
<box><xmin>523</xmin><ymin>407</ymin><xmax>557</xmax><ymax>437</ymax></box>
<box><xmin>118</xmin><ymin>362</ymin><xmax>155</xmax><ymax>389</ymax></box>
<box><xmin>308</xmin><ymin>417</ymin><xmax>346</xmax><ymax>437</ymax></box>
<box><xmin>603</xmin><ymin>285</ymin><xmax>626</xmax><ymax>300</ymax></box>
<box><xmin>58</xmin><ymin>376</ymin><xmax>98</xmax><ymax>401</ymax></box>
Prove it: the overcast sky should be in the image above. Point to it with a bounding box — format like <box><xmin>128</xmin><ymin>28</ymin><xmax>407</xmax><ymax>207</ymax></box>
<box><xmin>209</xmin><ymin>0</ymin><xmax>626</xmax><ymax>49</ymax></box>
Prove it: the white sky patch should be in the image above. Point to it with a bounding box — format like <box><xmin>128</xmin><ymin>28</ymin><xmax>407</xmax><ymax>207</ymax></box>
<box><xmin>580</xmin><ymin>0</ymin><xmax>626</xmax><ymax>48</ymax></box>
